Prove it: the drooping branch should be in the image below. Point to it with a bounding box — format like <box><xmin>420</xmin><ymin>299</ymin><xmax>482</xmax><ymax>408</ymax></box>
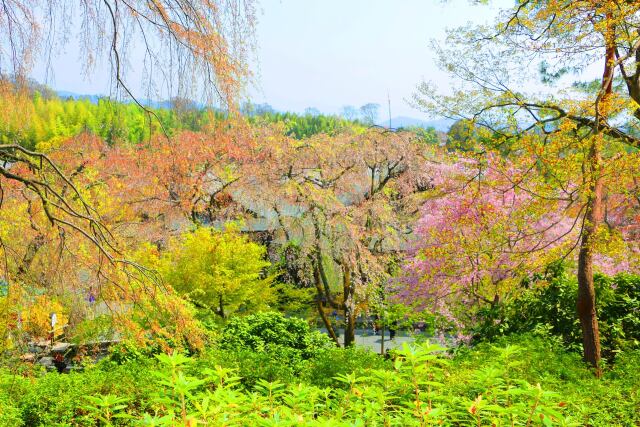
<box><xmin>0</xmin><ymin>143</ymin><xmax>158</xmax><ymax>288</ymax></box>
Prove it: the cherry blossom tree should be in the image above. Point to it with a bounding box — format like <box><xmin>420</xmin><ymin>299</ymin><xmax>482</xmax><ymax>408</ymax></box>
<box><xmin>400</xmin><ymin>150</ymin><xmax>640</xmax><ymax>344</ymax></box>
<box><xmin>414</xmin><ymin>0</ymin><xmax>640</xmax><ymax>371</ymax></box>
<box><xmin>235</xmin><ymin>127</ymin><xmax>443</xmax><ymax>346</ymax></box>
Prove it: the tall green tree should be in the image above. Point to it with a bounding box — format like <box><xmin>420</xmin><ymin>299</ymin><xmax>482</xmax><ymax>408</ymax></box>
<box><xmin>415</xmin><ymin>0</ymin><xmax>640</xmax><ymax>373</ymax></box>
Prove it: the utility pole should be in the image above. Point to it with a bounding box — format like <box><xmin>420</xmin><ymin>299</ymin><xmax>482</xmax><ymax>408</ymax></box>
<box><xmin>387</xmin><ymin>91</ymin><xmax>392</xmax><ymax>129</ymax></box>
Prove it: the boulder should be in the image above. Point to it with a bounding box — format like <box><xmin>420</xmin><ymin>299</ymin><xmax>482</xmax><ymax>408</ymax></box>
<box><xmin>51</xmin><ymin>342</ymin><xmax>72</xmax><ymax>353</ymax></box>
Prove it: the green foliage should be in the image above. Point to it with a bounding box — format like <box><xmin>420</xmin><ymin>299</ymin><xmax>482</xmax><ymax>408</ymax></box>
<box><xmin>159</xmin><ymin>227</ymin><xmax>277</xmax><ymax>319</ymax></box>
<box><xmin>0</xmin><ymin>361</ymin><xmax>154</xmax><ymax>426</ymax></box>
<box><xmin>446</xmin><ymin>119</ymin><xmax>477</xmax><ymax>152</ymax></box>
<box><xmin>192</xmin><ymin>341</ymin><xmax>389</xmax><ymax>390</ymax></box>
<box><xmin>108</xmin><ymin>341</ymin><xmax>160</xmax><ymax>365</ymax></box>
<box><xmin>272</xmin><ymin>283</ymin><xmax>315</xmax><ymax>316</ymax></box>
<box><xmin>70</xmin><ymin>316</ymin><xmax>116</xmax><ymax>345</ymax></box>
<box><xmin>0</xmin><ymin>92</ymin><xmax>217</xmax><ymax>149</ymax></box>
<box><xmin>2</xmin><ymin>91</ymin><xmax>368</xmax><ymax>150</ymax></box>
<box><xmin>81</xmin><ymin>394</ymin><xmax>132</xmax><ymax>426</ymax></box>
<box><xmin>453</xmin><ymin>334</ymin><xmax>640</xmax><ymax>426</ymax></box>
<box><xmin>2</xmin><ymin>334</ymin><xmax>638</xmax><ymax>425</ymax></box>
<box><xmin>475</xmin><ymin>266</ymin><xmax>640</xmax><ymax>360</ymax></box>
<box><xmin>301</xmin><ymin>346</ymin><xmax>391</xmax><ymax>388</ymax></box>
<box><xmin>402</xmin><ymin>125</ymin><xmax>440</xmax><ymax>144</ymax></box>
<box><xmin>247</xmin><ymin>110</ymin><xmax>365</xmax><ymax>139</ymax></box>
<box><xmin>0</xmin><ymin>393</ymin><xmax>24</xmax><ymax>427</ymax></box>
<box><xmin>206</xmin><ymin>347</ymin><xmax>301</xmax><ymax>387</ymax></box>
<box><xmin>219</xmin><ymin>311</ymin><xmax>333</xmax><ymax>360</ymax></box>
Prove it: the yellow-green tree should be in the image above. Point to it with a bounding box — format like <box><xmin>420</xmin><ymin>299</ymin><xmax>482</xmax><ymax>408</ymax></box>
<box><xmin>158</xmin><ymin>227</ymin><xmax>276</xmax><ymax>319</ymax></box>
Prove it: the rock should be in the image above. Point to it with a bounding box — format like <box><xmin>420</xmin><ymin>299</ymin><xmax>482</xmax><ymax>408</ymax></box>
<box><xmin>28</xmin><ymin>340</ymin><xmax>50</xmax><ymax>353</ymax></box>
<box><xmin>20</xmin><ymin>353</ymin><xmax>36</xmax><ymax>362</ymax></box>
<box><xmin>37</xmin><ymin>356</ymin><xmax>55</xmax><ymax>370</ymax></box>
<box><xmin>51</xmin><ymin>342</ymin><xmax>72</xmax><ymax>353</ymax></box>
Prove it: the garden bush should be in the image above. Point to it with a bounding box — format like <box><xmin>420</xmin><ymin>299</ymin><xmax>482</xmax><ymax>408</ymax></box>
<box><xmin>475</xmin><ymin>264</ymin><xmax>640</xmax><ymax>360</ymax></box>
<box><xmin>0</xmin><ymin>334</ymin><xmax>638</xmax><ymax>426</ymax></box>
<box><xmin>218</xmin><ymin>311</ymin><xmax>333</xmax><ymax>359</ymax></box>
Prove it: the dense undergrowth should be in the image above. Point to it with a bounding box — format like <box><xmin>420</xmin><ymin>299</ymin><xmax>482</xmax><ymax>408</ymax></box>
<box><xmin>475</xmin><ymin>268</ymin><xmax>640</xmax><ymax>361</ymax></box>
<box><xmin>1</xmin><ymin>332</ymin><xmax>638</xmax><ymax>426</ymax></box>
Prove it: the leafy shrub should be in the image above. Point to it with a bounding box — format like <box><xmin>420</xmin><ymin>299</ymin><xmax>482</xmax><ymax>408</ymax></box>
<box><xmin>108</xmin><ymin>340</ymin><xmax>159</xmax><ymax>365</ymax></box>
<box><xmin>197</xmin><ymin>341</ymin><xmax>389</xmax><ymax>389</ymax></box>
<box><xmin>301</xmin><ymin>346</ymin><xmax>391</xmax><ymax>388</ymax></box>
<box><xmin>199</xmin><ymin>347</ymin><xmax>300</xmax><ymax>387</ymax></box>
<box><xmin>206</xmin><ymin>312</ymin><xmax>335</xmax><ymax>387</ymax></box>
<box><xmin>1</xmin><ymin>334</ymin><xmax>639</xmax><ymax>425</ymax></box>
<box><xmin>0</xmin><ymin>394</ymin><xmax>23</xmax><ymax>427</ymax></box>
<box><xmin>219</xmin><ymin>311</ymin><xmax>333</xmax><ymax>359</ymax></box>
<box><xmin>0</xmin><ymin>361</ymin><xmax>154</xmax><ymax>426</ymax></box>
<box><xmin>475</xmin><ymin>265</ymin><xmax>640</xmax><ymax>359</ymax></box>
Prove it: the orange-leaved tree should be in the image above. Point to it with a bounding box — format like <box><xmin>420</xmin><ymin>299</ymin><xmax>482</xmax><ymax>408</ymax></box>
<box><xmin>0</xmin><ymin>0</ymin><xmax>256</xmax><ymax>348</ymax></box>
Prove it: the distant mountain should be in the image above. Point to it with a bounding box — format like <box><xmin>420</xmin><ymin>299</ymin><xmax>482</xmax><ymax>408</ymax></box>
<box><xmin>379</xmin><ymin>116</ymin><xmax>453</xmax><ymax>132</ymax></box>
<box><xmin>56</xmin><ymin>91</ymin><xmax>102</xmax><ymax>104</ymax></box>
<box><xmin>56</xmin><ymin>90</ymin><xmax>176</xmax><ymax>109</ymax></box>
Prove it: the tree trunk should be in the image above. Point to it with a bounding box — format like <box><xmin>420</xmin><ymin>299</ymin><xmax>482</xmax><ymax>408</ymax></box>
<box><xmin>577</xmin><ymin>170</ymin><xmax>603</xmax><ymax>375</ymax></box>
<box><xmin>576</xmin><ymin>14</ymin><xmax>615</xmax><ymax>376</ymax></box>
<box><xmin>17</xmin><ymin>233</ymin><xmax>45</xmax><ymax>277</ymax></box>
<box><xmin>342</xmin><ymin>266</ymin><xmax>356</xmax><ymax>347</ymax></box>
<box><xmin>218</xmin><ymin>294</ymin><xmax>225</xmax><ymax>319</ymax></box>
<box><xmin>316</xmin><ymin>298</ymin><xmax>340</xmax><ymax>346</ymax></box>
<box><xmin>313</xmin><ymin>263</ymin><xmax>341</xmax><ymax>346</ymax></box>
<box><xmin>343</xmin><ymin>310</ymin><xmax>356</xmax><ymax>347</ymax></box>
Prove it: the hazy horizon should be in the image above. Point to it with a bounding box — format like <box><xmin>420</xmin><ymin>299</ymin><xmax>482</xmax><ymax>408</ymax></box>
<box><xmin>31</xmin><ymin>0</ymin><xmax>512</xmax><ymax>119</ymax></box>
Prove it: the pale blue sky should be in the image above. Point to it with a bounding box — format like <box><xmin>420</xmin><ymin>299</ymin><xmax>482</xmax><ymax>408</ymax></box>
<box><xmin>32</xmin><ymin>0</ymin><xmax>512</xmax><ymax>118</ymax></box>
